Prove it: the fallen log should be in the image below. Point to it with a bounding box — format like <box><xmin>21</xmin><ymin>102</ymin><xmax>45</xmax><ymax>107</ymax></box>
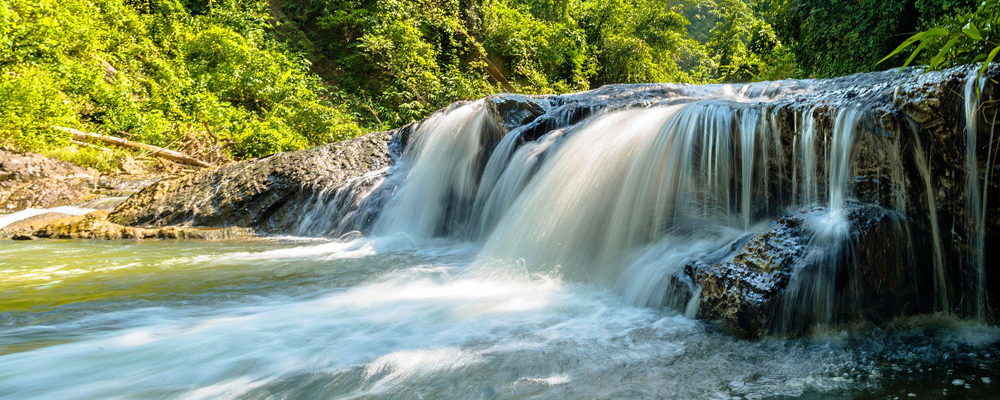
<box><xmin>55</xmin><ymin>126</ymin><xmax>212</xmax><ymax>168</ymax></box>
<box><xmin>71</xmin><ymin>140</ymin><xmax>114</xmax><ymax>152</ymax></box>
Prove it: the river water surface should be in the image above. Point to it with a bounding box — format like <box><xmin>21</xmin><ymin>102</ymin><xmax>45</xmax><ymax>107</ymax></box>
<box><xmin>1</xmin><ymin>237</ymin><xmax>997</xmax><ymax>399</ymax></box>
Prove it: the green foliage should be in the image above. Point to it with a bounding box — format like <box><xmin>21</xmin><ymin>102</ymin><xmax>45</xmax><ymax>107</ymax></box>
<box><xmin>4</xmin><ymin>0</ymin><xmax>989</xmax><ymax>173</ymax></box>
<box><xmin>1</xmin><ymin>0</ymin><xmax>362</xmax><ymax>164</ymax></box>
<box><xmin>42</xmin><ymin>145</ymin><xmax>131</xmax><ymax>173</ymax></box>
<box><xmin>481</xmin><ymin>0</ymin><xmax>591</xmax><ymax>91</ymax></box>
<box><xmin>765</xmin><ymin>0</ymin><xmax>916</xmax><ymax>78</ymax></box>
<box><xmin>0</xmin><ymin>67</ymin><xmax>73</xmax><ymax>150</ymax></box>
<box><xmin>762</xmin><ymin>0</ymin><xmax>982</xmax><ymax>78</ymax></box>
<box><xmin>578</xmin><ymin>0</ymin><xmax>698</xmax><ymax>85</ymax></box>
<box><xmin>880</xmin><ymin>0</ymin><xmax>999</xmax><ymax>84</ymax></box>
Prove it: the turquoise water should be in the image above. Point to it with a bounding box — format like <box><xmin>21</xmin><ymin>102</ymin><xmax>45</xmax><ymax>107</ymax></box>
<box><xmin>0</xmin><ymin>238</ymin><xmax>996</xmax><ymax>399</ymax></box>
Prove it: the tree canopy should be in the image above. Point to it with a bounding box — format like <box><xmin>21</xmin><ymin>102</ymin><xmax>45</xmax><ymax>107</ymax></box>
<box><xmin>0</xmin><ymin>0</ymin><xmax>989</xmax><ymax>170</ymax></box>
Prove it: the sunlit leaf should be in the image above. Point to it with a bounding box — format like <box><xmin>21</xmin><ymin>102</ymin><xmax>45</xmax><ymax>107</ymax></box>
<box><xmin>976</xmin><ymin>45</ymin><xmax>1000</xmax><ymax>86</ymax></box>
<box><xmin>930</xmin><ymin>36</ymin><xmax>962</xmax><ymax>68</ymax></box>
<box><xmin>900</xmin><ymin>39</ymin><xmax>934</xmax><ymax>72</ymax></box>
<box><xmin>963</xmin><ymin>22</ymin><xmax>982</xmax><ymax>40</ymax></box>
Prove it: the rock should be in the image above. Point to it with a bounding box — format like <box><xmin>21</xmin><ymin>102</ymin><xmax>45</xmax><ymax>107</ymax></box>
<box><xmin>11</xmin><ymin>234</ymin><xmax>35</xmax><ymax>241</ymax></box>
<box><xmin>0</xmin><ymin>212</ymin><xmax>75</xmax><ymax>238</ymax></box>
<box><xmin>108</xmin><ymin>130</ymin><xmax>402</xmax><ymax>234</ymax></box>
<box><xmin>689</xmin><ymin>216</ymin><xmax>800</xmax><ymax>339</ymax></box>
<box><xmin>0</xmin><ymin>148</ymin><xmax>163</xmax><ymax>213</ymax></box>
<box><xmin>689</xmin><ymin>204</ymin><xmax>931</xmax><ymax>339</ymax></box>
<box><xmin>25</xmin><ymin>210</ymin><xmax>254</xmax><ymax>240</ymax></box>
<box><xmin>0</xmin><ymin>149</ymin><xmax>97</xmax><ymax>212</ymax></box>
<box><xmin>485</xmin><ymin>94</ymin><xmax>547</xmax><ymax>131</ymax></box>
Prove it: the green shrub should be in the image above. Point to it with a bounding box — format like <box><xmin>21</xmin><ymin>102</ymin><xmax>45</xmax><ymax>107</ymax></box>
<box><xmin>42</xmin><ymin>145</ymin><xmax>131</xmax><ymax>174</ymax></box>
<box><xmin>0</xmin><ymin>68</ymin><xmax>73</xmax><ymax>151</ymax></box>
<box><xmin>228</xmin><ymin>119</ymin><xmax>308</xmax><ymax>159</ymax></box>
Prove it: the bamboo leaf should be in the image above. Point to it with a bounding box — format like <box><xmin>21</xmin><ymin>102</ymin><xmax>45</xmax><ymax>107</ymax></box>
<box><xmin>930</xmin><ymin>36</ymin><xmax>962</xmax><ymax>68</ymax></box>
<box><xmin>976</xmin><ymin>45</ymin><xmax>1000</xmax><ymax>86</ymax></box>
<box><xmin>878</xmin><ymin>28</ymin><xmax>950</xmax><ymax>65</ymax></box>
<box><xmin>963</xmin><ymin>22</ymin><xmax>983</xmax><ymax>40</ymax></box>
<box><xmin>900</xmin><ymin>39</ymin><xmax>934</xmax><ymax>71</ymax></box>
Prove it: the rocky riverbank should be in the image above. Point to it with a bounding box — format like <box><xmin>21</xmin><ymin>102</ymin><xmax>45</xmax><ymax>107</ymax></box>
<box><xmin>0</xmin><ymin>148</ymin><xmax>164</xmax><ymax>213</ymax></box>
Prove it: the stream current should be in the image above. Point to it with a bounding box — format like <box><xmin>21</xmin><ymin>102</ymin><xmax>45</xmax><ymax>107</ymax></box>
<box><xmin>0</xmin><ymin>238</ymin><xmax>997</xmax><ymax>399</ymax></box>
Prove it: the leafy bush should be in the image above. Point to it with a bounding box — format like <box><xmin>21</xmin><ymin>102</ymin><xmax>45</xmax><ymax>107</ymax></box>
<box><xmin>1</xmin><ymin>0</ymin><xmax>363</xmax><ymax>164</ymax></box>
<box><xmin>0</xmin><ymin>68</ymin><xmax>73</xmax><ymax>150</ymax></box>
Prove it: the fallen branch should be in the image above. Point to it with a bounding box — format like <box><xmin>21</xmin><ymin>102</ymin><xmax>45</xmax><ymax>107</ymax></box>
<box><xmin>71</xmin><ymin>140</ymin><xmax>114</xmax><ymax>152</ymax></box>
<box><xmin>55</xmin><ymin>126</ymin><xmax>212</xmax><ymax>168</ymax></box>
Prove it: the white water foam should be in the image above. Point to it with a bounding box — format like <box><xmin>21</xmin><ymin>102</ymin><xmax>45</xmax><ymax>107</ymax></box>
<box><xmin>0</xmin><ymin>206</ymin><xmax>95</xmax><ymax>230</ymax></box>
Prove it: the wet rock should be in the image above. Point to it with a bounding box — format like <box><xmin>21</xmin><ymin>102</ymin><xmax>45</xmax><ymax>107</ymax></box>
<box><xmin>690</xmin><ymin>215</ymin><xmax>801</xmax><ymax>339</ymax></box>
<box><xmin>689</xmin><ymin>204</ymin><xmax>929</xmax><ymax>339</ymax></box>
<box><xmin>485</xmin><ymin>94</ymin><xmax>547</xmax><ymax>131</ymax></box>
<box><xmin>11</xmin><ymin>234</ymin><xmax>34</xmax><ymax>240</ymax></box>
<box><xmin>25</xmin><ymin>210</ymin><xmax>254</xmax><ymax>240</ymax></box>
<box><xmin>108</xmin><ymin>130</ymin><xmax>402</xmax><ymax>233</ymax></box>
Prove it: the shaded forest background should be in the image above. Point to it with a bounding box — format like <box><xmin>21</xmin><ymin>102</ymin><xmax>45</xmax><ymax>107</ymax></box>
<box><xmin>0</xmin><ymin>0</ymin><xmax>987</xmax><ymax>170</ymax></box>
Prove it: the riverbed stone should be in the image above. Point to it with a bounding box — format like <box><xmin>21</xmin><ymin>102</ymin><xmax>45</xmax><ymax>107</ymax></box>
<box><xmin>0</xmin><ymin>212</ymin><xmax>75</xmax><ymax>238</ymax></box>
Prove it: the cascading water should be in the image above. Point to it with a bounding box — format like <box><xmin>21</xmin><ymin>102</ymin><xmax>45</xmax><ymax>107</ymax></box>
<box><xmin>740</xmin><ymin>108</ymin><xmax>760</xmax><ymax>229</ymax></box>
<box><xmin>374</xmin><ymin>101</ymin><xmax>501</xmax><ymax>240</ymax></box>
<box><xmin>912</xmin><ymin>129</ymin><xmax>949</xmax><ymax>311</ymax></box>
<box><xmin>799</xmin><ymin>106</ymin><xmax>822</xmax><ymax>206</ymax></box>
<box><xmin>351</xmin><ymin>68</ymin><xmax>994</xmax><ymax>328</ymax></box>
<box><xmin>965</xmin><ymin>76</ymin><xmax>988</xmax><ymax>320</ymax></box>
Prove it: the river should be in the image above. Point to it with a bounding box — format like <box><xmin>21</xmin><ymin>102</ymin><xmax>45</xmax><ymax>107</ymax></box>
<box><xmin>1</xmin><ymin>238</ymin><xmax>996</xmax><ymax>399</ymax></box>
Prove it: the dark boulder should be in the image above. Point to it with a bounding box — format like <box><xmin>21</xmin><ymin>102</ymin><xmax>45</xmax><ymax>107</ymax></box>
<box><xmin>689</xmin><ymin>204</ymin><xmax>934</xmax><ymax>339</ymax></box>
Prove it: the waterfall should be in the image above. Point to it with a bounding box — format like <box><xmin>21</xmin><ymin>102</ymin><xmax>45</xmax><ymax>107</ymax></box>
<box><xmin>471</xmin><ymin>126</ymin><xmax>570</xmax><ymax>239</ymax></box>
<box><xmin>827</xmin><ymin>107</ymin><xmax>861</xmax><ymax>212</ymax></box>
<box><xmin>479</xmin><ymin>107</ymin><xmax>685</xmax><ymax>283</ymax></box>
<box><xmin>965</xmin><ymin>76</ymin><xmax>986</xmax><ymax>320</ymax></box>
<box><xmin>740</xmin><ymin>108</ymin><xmax>760</xmax><ymax>229</ymax></box>
<box><xmin>912</xmin><ymin>130</ymin><xmax>948</xmax><ymax>311</ymax></box>
<box><xmin>347</xmin><ymin>66</ymin><xmax>995</xmax><ymax>328</ymax></box>
<box><xmin>374</xmin><ymin>101</ymin><xmax>500</xmax><ymax>239</ymax></box>
<box><xmin>374</xmin><ymin>96</ymin><xmax>880</xmax><ymax>312</ymax></box>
